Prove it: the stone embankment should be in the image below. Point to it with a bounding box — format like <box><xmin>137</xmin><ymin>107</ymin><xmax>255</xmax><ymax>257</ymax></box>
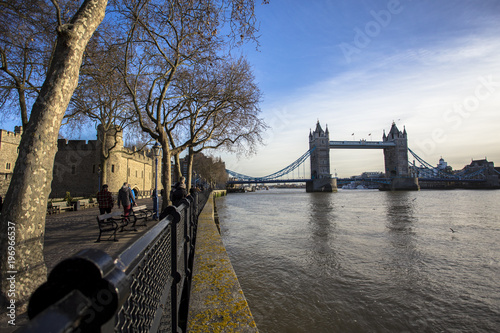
<box><xmin>187</xmin><ymin>190</ymin><xmax>258</xmax><ymax>332</ymax></box>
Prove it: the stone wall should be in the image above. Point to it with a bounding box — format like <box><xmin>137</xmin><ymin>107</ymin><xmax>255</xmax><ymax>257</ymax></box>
<box><xmin>0</xmin><ymin>125</ymin><xmax>164</xmax><ymax>199</ymax></box>
<box><xmin>187</xmin><ymin>192</ymin><xmax>258</xmax><ymax>332</ymax></box>
<box><xmin>51</xmin><ymin>139</ymin><xmax>101</xmax><ymax>197</ymax></box>
<box><xmin>50</xmin><ymin>139</ymin><xmax>162</xmax><ymax>198</ymax></box>
<box><xmin>0</xmin><ymin>127</ymin><xmax>23</xmax><ymax>197</ymax></box>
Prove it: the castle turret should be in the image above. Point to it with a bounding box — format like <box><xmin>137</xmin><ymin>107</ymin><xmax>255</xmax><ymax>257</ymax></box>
<box><xmin>97</xmin><ymin>124</ymin><xmax>124</xmax><ymax>189</ymax></box>
<box><xmin>97</xmin><ymin>124</ymin><xmax>123</xmax><ymax>149</ymax></box>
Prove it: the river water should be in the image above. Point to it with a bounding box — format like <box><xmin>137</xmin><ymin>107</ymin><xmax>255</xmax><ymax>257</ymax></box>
<box><xmin>216</xmin><ymin>189</ymin><xmax>500</xmax><ymax>333</ymax></box>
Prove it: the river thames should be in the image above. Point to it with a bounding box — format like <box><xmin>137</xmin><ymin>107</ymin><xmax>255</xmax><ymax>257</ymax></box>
<box><xmin>216</xmin><ymin>189</ymin><xmax>500</xmax><ymax>333</ymax></box>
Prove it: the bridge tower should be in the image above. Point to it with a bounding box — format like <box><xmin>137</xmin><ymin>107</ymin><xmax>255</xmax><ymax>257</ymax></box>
<box><xmin>383</xmin><ymin>122</ymin><xmax>409</xmax><ymax>177</ymax></box>
<box><xmin>381</xmin><ymin>122</ymin><xmax>419</xmax><ymax>190</ymax></box>
<box><xmin>306</xmin><ymin>121</ymin><xmax>337</xmax><ymax>192</ymax></box>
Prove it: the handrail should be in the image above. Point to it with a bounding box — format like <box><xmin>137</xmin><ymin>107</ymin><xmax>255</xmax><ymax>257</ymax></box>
<box><xmin>18</xmin><ymin>190</ymin><xmax>211</xmax><ymax>333</ymax></box>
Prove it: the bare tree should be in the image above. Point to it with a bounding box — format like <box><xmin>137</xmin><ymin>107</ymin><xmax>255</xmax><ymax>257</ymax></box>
<box><xmin>192</xmin><ymin>153</ymin><xmax>228</xmax><ymax>189</ymax></box>
<box><xmin>117</xmin><ymin>0</ymin><xmax>260</xmax><ymax>207</ymax></box>
<box><xmin>67</xmin><ymin>24</ymin><xmax>138</xmax><ymax>187</ymax></box>
<box><xmin>0</xmin><ymin>0</ymin><xmax>108</xmax><ymax>311</ymax></box>
<box><xmin>0</xmin><ymin>0</ymin><xmax>80</xmax><ymax>127</ymax></box>
<box><xmin>169</xmin><ymin>57</ymin><xmax>266</xmax><ymax>190</ymax></box>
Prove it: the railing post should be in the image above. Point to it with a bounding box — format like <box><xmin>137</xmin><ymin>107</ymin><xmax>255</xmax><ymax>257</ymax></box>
<box><xmin>23</xmin><ymin>249</ymin><xmax>129</xmax><ymax>333</ymax></box>
<box><xmin>164</xmin><ymin>205</ymin><xmax>182</xmax><ymax>333</ymax></box>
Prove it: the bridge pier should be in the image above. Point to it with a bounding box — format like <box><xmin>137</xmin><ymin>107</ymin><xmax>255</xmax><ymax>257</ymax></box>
<box><xmin>379</xmin><ymin>177</ymin><xmax>420</xmax><ymax>191</ymax></box>
<box><xmin>306</xmin><ymin>178</ymin><xmax>338</xmax><ymax>192</ymax></box>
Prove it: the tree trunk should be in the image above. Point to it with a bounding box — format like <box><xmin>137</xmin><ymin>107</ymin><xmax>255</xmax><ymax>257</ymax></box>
<box><xmin>0</xmin><ymin>0</ymin><xmax>108</xmax><ymax>312</ymax></box>
<box><xmin>100</xmin><ymin>155</ymin><xmax>108</xmax><ymax>188</ymax></box>
<box><xmin>160</xmin><ymin>141</ymin><xmax>172</xmax><ymax>209</ymax></box>
<box><xmin>186</xmin><ymin>147</ymin><xmax>195</xmax><ymax>191</ymax></box>
<box><xmin>173</xmin><ymin>153</ymin><xmax>182</xmax><ymax>182</ymax></box>
<box><xmin>99</xmin><ymin>131</ymin><xmax>109</xmax><ymax>188</ymax></box>
<box><xmin>17</xmin><ymin>86</ymin><xmax>29</xmax><ymax>128</ymax></box>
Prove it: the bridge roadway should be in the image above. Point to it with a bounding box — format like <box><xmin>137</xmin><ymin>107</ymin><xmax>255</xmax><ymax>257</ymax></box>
<box><xmin>329</xmin><ymin>140</ymin><xmax>395</xmax><ymax>149</ymax></box>
<box><xmin>228</xmin><ymin>177</ymin><xmax>486</xmax><ymax>185</ymax></box>
<box><xmin>228</xmin><ymin>178</ymin><xmax>311</xmax><ymax>184</ymax></box>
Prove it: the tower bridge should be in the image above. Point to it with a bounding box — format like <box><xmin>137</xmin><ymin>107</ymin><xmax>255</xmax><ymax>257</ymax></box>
<box><xmin>226</xmin><ymin>121</ymin><xmax>500</xmax><ymax>191</ymax></box>
<box><xmin>307</xmin><ymin>121</ymin><xmax>418</xmax><ymax>191</ymax></box>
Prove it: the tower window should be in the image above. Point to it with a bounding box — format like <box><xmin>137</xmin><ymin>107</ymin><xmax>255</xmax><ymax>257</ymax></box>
<box><xmin>6</xmin><ymin>163</ymin><xmax>11</xmax><ymax>170</ymax></box>
<box><xmin>112</xmin><ymin>165</ymin><xmax>115</xmax><ymax>173</ymax></box>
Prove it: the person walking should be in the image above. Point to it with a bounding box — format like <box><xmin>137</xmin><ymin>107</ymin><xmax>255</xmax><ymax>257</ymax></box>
<box><xmin>96</xmin><ymin>184</ymin><xmax>114</xmax><ymax>215</ymax></box>
<box><xmin>128</xmin><ymin>184</ymin><xmax>136</xmax><ymax>205</ymax></box>
<box><xmin>170</xmin><ymin>176</ymin><xmax>187</xmax><ymax>206</ymax></box>
<box><xmin>118</xmin><ymin>182</ymin><xmax>136</xmax><ymax>221</ymax></box>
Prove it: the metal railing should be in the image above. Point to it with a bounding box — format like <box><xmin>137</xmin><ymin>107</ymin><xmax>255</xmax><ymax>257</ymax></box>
<box><xmin>18</xmin><ymin>191</ymin><xmax>210</xmax><ymax>333</ymax></box>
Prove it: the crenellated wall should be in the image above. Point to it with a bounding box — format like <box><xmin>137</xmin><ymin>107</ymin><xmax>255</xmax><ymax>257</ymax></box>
<box><xmin>0</xmin><ymin>125</ymin><xmax>163</xmax><ymax>199</ymax></box>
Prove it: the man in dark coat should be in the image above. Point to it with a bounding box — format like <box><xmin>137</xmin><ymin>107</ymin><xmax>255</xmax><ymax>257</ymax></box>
<box><xmin>118</xmin><ymin>182</ymin><xmax>136</xmax><ymax>219</ymax></box>
<box><xmin>96</xmin><ymin>184</ymin><xmax>114</xmax><ymax>215</ymax></box>
<box><xmin>170</xmin><ymin>177</ymin><xmax>187</xmax><ymax>206</ymax></box>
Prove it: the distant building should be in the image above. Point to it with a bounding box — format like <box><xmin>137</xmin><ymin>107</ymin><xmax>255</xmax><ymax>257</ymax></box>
<box><xmin>0</xmin><ymin>125</ymin><xmax>164</xmax><ymax>198</ymax></box>
<box><xmin>436</xmin><ymin>157</ymin><xmax>448</xmax><ymax>171</ymax></box>
<box><xmin>412</xmin><ymin>157</ymin><xmax>451</xmax><ymax>178</ymax></box>
<box><xmin>466</xmin><ymin>158</ymin><xmax>494</xmax><ymax>170</ymax></box>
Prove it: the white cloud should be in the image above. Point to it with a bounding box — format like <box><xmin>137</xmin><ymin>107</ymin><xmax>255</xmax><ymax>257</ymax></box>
<box><xmin>224</xmin><ymin>34</ymin><xmax>500</xmax><ymax>178</ymax></box>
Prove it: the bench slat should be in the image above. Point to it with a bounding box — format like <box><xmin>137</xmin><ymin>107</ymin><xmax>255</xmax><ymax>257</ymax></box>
<box><xmin>97</xmin><ymin>211</ymin><xmax>122</xmax><ymax>220</ymax></box>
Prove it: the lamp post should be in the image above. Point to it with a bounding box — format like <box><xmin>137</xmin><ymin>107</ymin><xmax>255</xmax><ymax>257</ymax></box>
<box><xmin>98</xmin><ymin>166</ymin><xmax>102</xmax><ymax>191</ymax></box>
<box><xmin>152</xmin><ymin>142</ymin><xmax>161</xmax><ymax>220</ymax></box>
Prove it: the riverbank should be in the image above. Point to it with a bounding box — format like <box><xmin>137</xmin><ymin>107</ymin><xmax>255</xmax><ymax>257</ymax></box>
<box><xmin>187</xmin><ymin>190</ymin><xmax>258</xmax><ymax>332</ymax></box>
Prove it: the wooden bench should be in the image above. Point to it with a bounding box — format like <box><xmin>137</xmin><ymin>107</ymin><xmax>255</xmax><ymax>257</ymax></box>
<box><xmin>78</xmin><ymin>199</ymin><xmax>90</xmax><ymax>209</ymax></box>
<box><xmin>132</xmin><ymin>205</ymin><xmax>154</xmax><ymax>226</ymax></box>
<box><xmin>95</xmin><ymin>209</ymin><xmax>139</xmax><ymax>242</ymax></box>
<box><xmin>47</xmin><ymin>205</ymin><xmax>58</xmax><ymax>215</ymax></box>
<box><xmin>48</xmin><ymin>202</ymin><xmax>73</xmax><ymax>214</ymax></box>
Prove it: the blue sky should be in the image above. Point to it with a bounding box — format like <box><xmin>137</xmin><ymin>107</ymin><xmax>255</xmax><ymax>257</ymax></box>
<box><xmin>2</xmin><ymin>1</ymin><xmax>499</xmax><ymax>179</ymax></box>
<box><xmin>223</xmin><ymin>0</ymin><xmax>500</xmax><ymax>178</ymax></box>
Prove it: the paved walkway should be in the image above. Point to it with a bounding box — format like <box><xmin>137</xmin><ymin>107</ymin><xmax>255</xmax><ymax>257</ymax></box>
<box><xmin>43</xmin><ymin>197</ymin><xmax>160</xmax><ymax>272</ymax></box>
<box><xmin>1</xmin><ymin>197</ymin><xmax>161</xmax><ymax>332</ymax></box>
